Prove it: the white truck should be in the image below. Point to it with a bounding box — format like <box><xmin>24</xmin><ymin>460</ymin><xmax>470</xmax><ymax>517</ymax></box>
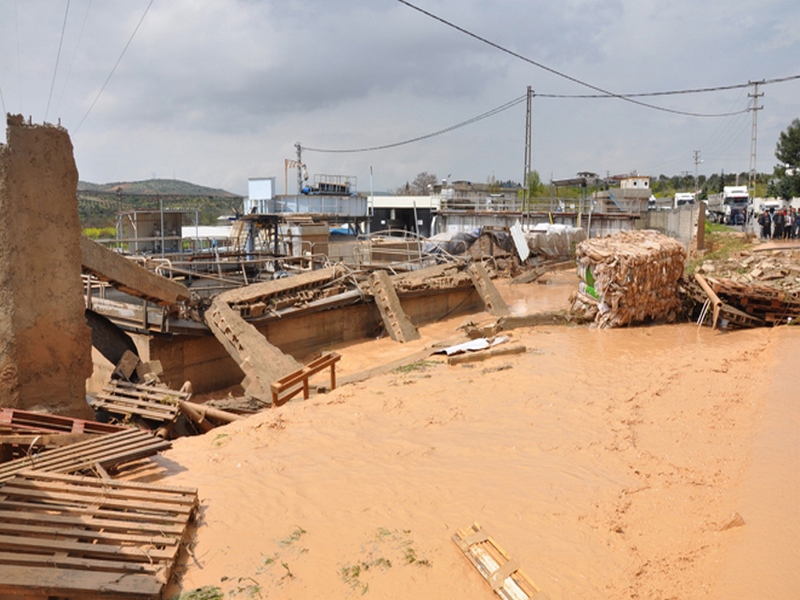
<box><xmin>707</xmin><ymin>185</ymin><xmax>749</xmax><ymax>224</ymax></box>
<box><xmin>673</xmin><ymin>192</ymin><xmax>696</xmax><ymax>208</ymax></box>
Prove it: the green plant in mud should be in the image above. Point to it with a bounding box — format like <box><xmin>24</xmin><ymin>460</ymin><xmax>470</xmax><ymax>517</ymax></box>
<box><xmin>339</xmin><ymin>528</ymin><xmax>431</xmax><ymax>594</ymax></box>
<box><xmin>230</xmin><ymin>576</ymin><xmax>262</xmax><ymax>598</ymax></box>
<box><xmin>394</xmin><ymin>360</ymin><xmax>438</xmax><ymax>374</ymax></box>
<box><xmin>340</xmin><ymin>557</ymin><xmax>393</xmax><ymax>595</ymax></box>
<box><xmin>279</xmin><ymin>526</ymin><xmax>307</xmax><ymax>548</ymax></box>
<box><xmin>173</xmin><ymin>587</ymin><xmax>223</xmax><ymax>600</ymax></box>
<box><xmin>213</xmin><ymin>433</ymin><xmax>230</xmax><ymax>447</ymax></box>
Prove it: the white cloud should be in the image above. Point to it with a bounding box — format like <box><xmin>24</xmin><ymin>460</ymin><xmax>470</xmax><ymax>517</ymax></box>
<box><xmin>2</xmin><ymin>0</ymin><xmax>799</xmax><ymax>195</ymax></box>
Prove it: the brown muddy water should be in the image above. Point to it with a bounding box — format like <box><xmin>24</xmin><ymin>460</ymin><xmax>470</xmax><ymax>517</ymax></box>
<box><xmin>153</xmin><ymin>274</ymin><xmax>798</xmax><ymax>599</ymax></box>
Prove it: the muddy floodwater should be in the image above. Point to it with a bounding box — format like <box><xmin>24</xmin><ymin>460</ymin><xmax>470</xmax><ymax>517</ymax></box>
<box><xmin>153</xmin><ymin>272</ymin><xmax>800</xmax><ymax>599</ymax></box>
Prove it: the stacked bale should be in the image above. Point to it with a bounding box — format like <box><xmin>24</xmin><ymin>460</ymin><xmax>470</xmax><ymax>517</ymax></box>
<box><xmin>570</xmin><ymin>230</ymin><xmax>687</xmax><ymax>328</ymax></box>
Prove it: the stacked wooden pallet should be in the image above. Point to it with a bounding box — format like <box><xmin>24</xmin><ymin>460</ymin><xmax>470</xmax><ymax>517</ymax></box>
<box><xmin>571</xmin><ymin>230</ymin><xmax>686</xmax><ymax>328</ymax></box>
<box><xmin>90</xmin><ymin>380</ymin><xmax>191</xmax><ymax>424</ymax></box>
<box><xmin>709</xmin><ymin>277</ymin><xmax>800</xmax><ymax>326</ymax></box>
<box><xmin>0</xmin><ymin>470</ymin><xmax>197</xmax><ymax>600</ymax></box>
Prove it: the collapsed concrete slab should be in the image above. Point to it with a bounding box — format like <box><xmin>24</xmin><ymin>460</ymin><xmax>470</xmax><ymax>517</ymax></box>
<box><xmin>468</xmin><ymin>262</ymin><xmax>510</xmax><ymax>317</ymax></box>
<box><xmin>368</xmin><ymin>270</ymin><xmax>420</xmax><ymax>342</ymax></box>
<box><xmin>0</xmin><ymin>115</ymin><xmax>92</xmax><ymax>418</ymax></box>
<box><xmin>204</xmin><ymin>297</ymin><xmax>301</xmax><ymax>400</ymax></box>
<box><xmin>80</xmin><ymin>236</ymin><xmax>190</xmax><ymax>305</ymax></box>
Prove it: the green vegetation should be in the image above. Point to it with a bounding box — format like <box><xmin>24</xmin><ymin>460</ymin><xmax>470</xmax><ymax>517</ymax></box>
<box><xmin>393</xmin><ymin>360</ymin><xmax>438</xmax><ymax>374</ymax></box>
<box><xmin>173</xmin><ymin>587</ymin><xmax>224</xmax><ymax>600</ymax></box>
<box><xmin>766</xmin><ymin>118</ymin><xmax>800</xmax><ymax>200</ymax></box>
<box><xmin>77</xmin><ymin>178</ymin><xmax>243</xmax><ymax>228</ymax></box>
<box><xmin>278</xmin><ymin>526</ymin><xmax>307</xmax><ymax>548</ymax></box>
<box><xmin>685</xmin><ymin>228</ymin><xmax>753</xmax><ymax>276</ymax></box>
<box><xmin>339</xmin><ymin>527</ymin><xmax>431</xmax><ymax>595</ymax></box>
<box><xmin>82</xmin><ymin>226</ymin><xmax>116</xmax><ymax>239</ymax></box>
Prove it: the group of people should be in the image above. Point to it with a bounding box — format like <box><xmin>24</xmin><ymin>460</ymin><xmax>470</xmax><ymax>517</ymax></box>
<box><xmin>758</xmin><ymin>207</ymin><xmax>800</xmax><ymax>239</ymax></box>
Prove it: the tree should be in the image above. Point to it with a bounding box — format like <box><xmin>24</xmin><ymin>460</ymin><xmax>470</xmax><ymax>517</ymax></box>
<box><xmin>526</xmin><ymin>170</ymin><xmax>546</xmax><ymax>197</ymax></box>
<box><xmin>396</xmin><ymin>171</ymin><xmax>438</xmax><ymax>195</ymax></box>
<box><xmin>776</xmin><ymin>118</ymin><xmax>800</xmax><ymax>168</ymax></box>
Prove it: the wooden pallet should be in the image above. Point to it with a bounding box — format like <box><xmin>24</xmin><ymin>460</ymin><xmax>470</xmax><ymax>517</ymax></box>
<box><xmin>0</xmin><ymin>469</ymin><xmax>197</xmax><ymax>600</ymax></box>
<box><xmin>90</xmin><ymin>380</ymin><xmax>191</xmax><ymax>424</ymax></box>
<box><xmin>270</xmin><ymin>352</ymin><xmax>341</xmax><ymax>405</ymax></box>
<box><xmin>453</xmin><ymin>523</ymin><xmax>546</xmax><ymax>600</ymax></box>
<box><xmin>0</xmin><ymin>429</ymin><xmax>171</xmax><ymax>485</ymax></box>
<box><xmin>0</xmin><ymin>407</ymin><xmax>124</xmax><ymax>435</ymax></box>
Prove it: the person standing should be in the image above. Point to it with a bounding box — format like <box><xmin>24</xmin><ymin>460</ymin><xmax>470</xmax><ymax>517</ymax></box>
<box><xmin>773</xmin><ymin>209</ymin><xmax>784</xmax><ymax>239</ymax></box>
<box><xmin>759</xmin><ymin>209</ymin><xmax>771</xmax><ymax>239</ymax></box>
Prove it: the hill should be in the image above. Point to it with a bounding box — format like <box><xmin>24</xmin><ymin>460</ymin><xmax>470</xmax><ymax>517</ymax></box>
<box><xmin>77</xmin><ymin>179</ymin><xmax>244</xmax><ymax>228</ymax></box>
<box><xmin>77</xmin><ymin>178</ymin><xmax>240</xmax><ymax>198</ymax></box>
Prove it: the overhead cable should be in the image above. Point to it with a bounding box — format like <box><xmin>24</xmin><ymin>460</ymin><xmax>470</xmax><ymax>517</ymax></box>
<box><xmin>396</xmin><ymin>0</ymin><xmax>765</xmax><ymax>118</ymax></box>
<box><xmin>535</xmin><ymin>74</ymin><xmax>800</xmax><ymax>99</ymax></box>
<box><xmin>45</xmin><ymin>0</ymin><xmax>71</xmax><ymax>121</ymax></box>
<box><xmin>74</xmin><ymin>0</ymin><xmax>154</xmax><ymax>133</ymax></box>
<box><xmin>55</xmin><ymin>0</ymin><xmax>93</xmax><ymax>117</ymax></box>
<box><xmin>303</xmin><ymin>94</ymin><xmax>526</xmax><ymax>153</ymax></box>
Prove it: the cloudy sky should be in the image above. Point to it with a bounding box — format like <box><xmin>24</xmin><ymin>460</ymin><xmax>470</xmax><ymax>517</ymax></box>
<box><xmin>1</xmin><ymin>0</ymin><xmax>799</xmax><ymax>196</ymax></box>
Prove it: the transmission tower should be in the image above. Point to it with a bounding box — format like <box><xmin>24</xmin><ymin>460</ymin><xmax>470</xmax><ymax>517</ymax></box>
<box><xmin>693</xmin><ymin>150</ymin><xmax>703</xmax><ymax>195</ymax></box>
<box><xmin>748</xmin><ymin>81</ymin><xmax>764</xmax><ymax>200</ymax></box>
<box><xmin>295</xmin><ymin>142</ymin><xmax>304</xmax><ymax>194</ymax></box>
<box><xmin>523</xmin><ymin>86</ymin><xmax>533</xmax><ymax>205</ymax></box>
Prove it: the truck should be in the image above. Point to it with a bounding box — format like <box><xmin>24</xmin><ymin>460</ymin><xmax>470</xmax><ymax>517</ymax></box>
<box><xmin>707</xmin><ymin>186</ymin><xmax>749</xmax><ymax>225</ymax></box>
<box><xmin>673</xmin><ymin>192</ymin><xmax>696</xmax><ymax>208</ymax></box>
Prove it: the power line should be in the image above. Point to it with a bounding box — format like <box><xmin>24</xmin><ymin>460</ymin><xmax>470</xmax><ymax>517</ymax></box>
<box><xmin>396</xmin><ymin>0</ymin><xmax>792</xmax><ymax>118</ymax></box>
<box><xmin>55</xmin><ymin>0</ymin><xmax>93</xmax><ymax>117</ymax></box>
<box><xmin>73</xmin><ymin>0</ymin><xmax>154</xmax><ymax>133</ymax></box>
<box><xmin>534</xmin><ymin>74</ymin><xmax>800</xmax><ymax>100</ymax></box>
<box><xmin>45</xmin><ymin>0</ymin><xmax>71</xmax><ymax>121</ymax></box>
<box><xmin>14</xmin><ymin>0</ymin><xmax>22</xmax><ymax>110</ymax></box>
<box><xmin>303</xmin><ymin>94</ymin><xmax>526</xmax><ymax>153</ymax></box>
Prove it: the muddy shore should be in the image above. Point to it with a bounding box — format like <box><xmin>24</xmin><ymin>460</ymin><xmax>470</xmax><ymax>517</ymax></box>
<box><xmin>154</xmin><ymin>272</ymin><xmax>800</xmax><ymax>599</ymax></box>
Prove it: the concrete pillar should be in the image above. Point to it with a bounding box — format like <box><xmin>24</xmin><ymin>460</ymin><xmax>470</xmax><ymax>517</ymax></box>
<box><xmin>0</xmin><ymin>115</ymin><xmax>93</xmax><ymax>417</ymax></box>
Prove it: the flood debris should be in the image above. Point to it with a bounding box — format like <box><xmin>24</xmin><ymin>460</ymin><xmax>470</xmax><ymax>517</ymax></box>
<box><xmin>685</xmin><ymin>248</ymin><xmax>800</xmax><ymax>329</ymax></box>
<box><xmin>452</xmin><ymin>522</ymin><xmax>546</xmax><ymax>599</ymax></box>
<box><xmin>569</xmin><ymin>230</ymin><xmax>686</xmax><ymax>328</ymax></box>
<box><xmin>0</xmin><ymin>469</ymin><xmax>197</xmax><ymax>600</ymax></box>
<box><xmin>270</xmin><ymin>351</ymin><xmax>341</xmax><ymax>405</ymax></box>
<box><xmin>446</xmin><ymin>343</ymin><xmax>526</xmax><ymax>366</ymax></box>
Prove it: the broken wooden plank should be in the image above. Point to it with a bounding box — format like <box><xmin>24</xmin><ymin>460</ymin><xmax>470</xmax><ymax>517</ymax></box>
<box><xmin>452</xmin><ymin>522</ymin><xmax>546</xmax><ymax>600</ymax></box>
<box><xmin>448</xmin><ymin>344</ymin><xmax>527</xmax><ymax>365</ymax></box>
<box><xmin>0</xmin><ymin>408</ymin><xmax>124</xmax><ymax>435</ymax></box>
<box><xmin>0</xmin><ymin>429</ymin><xmax>171</xmax><ymax>484</ymax></box>
<box><xmin>0</xmin><ymin>470</ymin><xmax>197</xmax><ymax>600</ymax></box>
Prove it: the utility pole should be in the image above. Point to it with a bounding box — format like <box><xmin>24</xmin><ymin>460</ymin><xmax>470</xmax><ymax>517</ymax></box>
<box><xmin>523</xmin><ymin>86</ymin><xmax>533</xmax><ymax>217</ymax></box>
<box><xmin>693</xmin><ymin>150</ymin><xmax>703</xmax><ymax>196</ymax></box>
<box><xmin>748</xmin><ymin>81</ymin><xmax>764</xmax><ymax>202</ymax></box>
<box><xmin>295</xmin><ymin>142</ymin><xmax>303</xmax><ymax>194</ymax></box>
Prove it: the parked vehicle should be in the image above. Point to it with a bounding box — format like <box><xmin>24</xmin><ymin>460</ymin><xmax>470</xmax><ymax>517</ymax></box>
<box><xmin>673</xmin><ymin>192</ymin><xmax>696</xmax><ymax>208</ymax></box>
<box><xmin>707</xmin><ymin>186</ymin><xmax>749</xmax><ymax>224</ymax></box>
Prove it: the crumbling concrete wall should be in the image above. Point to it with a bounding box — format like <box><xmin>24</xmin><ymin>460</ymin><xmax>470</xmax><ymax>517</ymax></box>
<box><xmin>0</xmin><ymin>115</ymin><xmax>93</xmax><ymax>417</ymax></box>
